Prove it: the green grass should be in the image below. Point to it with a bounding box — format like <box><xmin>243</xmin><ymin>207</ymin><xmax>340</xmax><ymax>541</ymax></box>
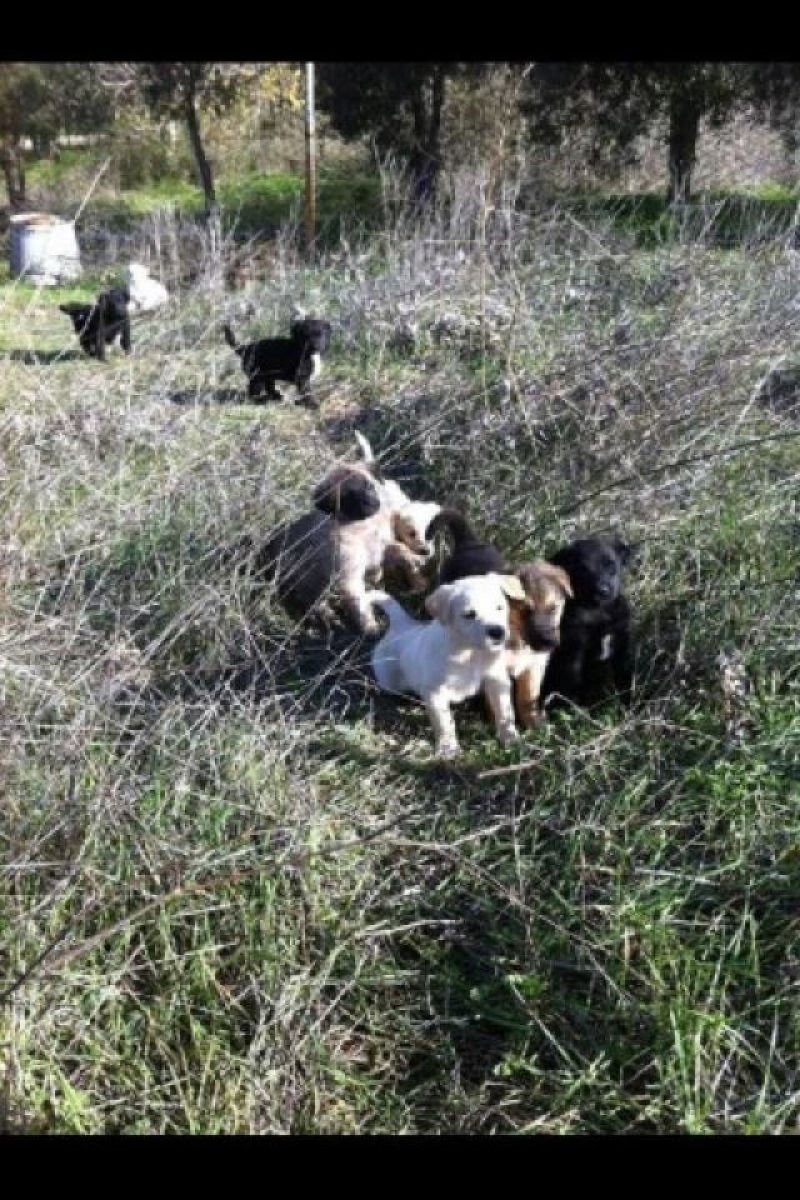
<box><xmin>22</xmin><ymin>160</ymin><xmax>383</xmax><ymax>244</ymax></box>
<box><xmin>2</xmin><ymin>196</ymin><xmax>800</xmax><ymax>1133</ymax></box>
<box><xmin>568</xmin><ymin>188</ymin><xmax>800</xmax><ymax>248</ymax></box>
<box><xmin>19</xmin><ymin>139</ymin><xmax>798</xmax><ymax>251</ymax></box>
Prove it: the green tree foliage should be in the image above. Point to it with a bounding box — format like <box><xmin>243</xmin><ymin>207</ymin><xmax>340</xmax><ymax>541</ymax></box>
<box><xmin>106</xmin><ymin>63</ymin><xmax>262</xmax><ymax>216</ymax></box>
<box><xmin>0</xmin><ymin>63</ymin><xmax>112</xmax><ymax>209</ymax></box>
<box><xmin>317</xmin><ymin>63</ymin><xmax>481</xmax><ymax>201</ymax></box>
<box><xmin>747</xmin><ymin>63</ymin><xmax>800</xmax><ymax>166</ymax></box>
<box><xmin>526</xmin><ymin>63</ymin><xmax>748</xmax><ymax>203</ymax></box>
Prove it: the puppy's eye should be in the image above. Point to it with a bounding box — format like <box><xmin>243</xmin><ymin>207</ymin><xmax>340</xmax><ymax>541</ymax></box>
<box><xmin>463</xmin><ymin>609</ymin><xmax>476</xmax><ymax>620</ymax></box>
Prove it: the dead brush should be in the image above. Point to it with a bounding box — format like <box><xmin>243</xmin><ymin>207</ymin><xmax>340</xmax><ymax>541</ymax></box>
<box><xmin>2</xmin><ymin>164</ymin><xmax>800</xmax><ymax>1134</ymax></box>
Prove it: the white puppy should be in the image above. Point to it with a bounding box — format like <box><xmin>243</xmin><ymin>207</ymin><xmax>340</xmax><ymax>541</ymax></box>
<box><xmin>368</xmin><ymin>573</ymin><xmax>527</xmax><ymax>758</ymax></box>
<box><xmin>125</xmin><ymin>263</ymin><xmax>169</xmax><ymax>313</ymax></box>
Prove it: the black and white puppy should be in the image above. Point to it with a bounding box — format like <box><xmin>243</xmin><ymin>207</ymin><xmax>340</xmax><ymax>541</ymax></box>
<box><xmin>541</xmin><ymin>537</ymin><xmax>635</xmax><ymax>708</ymax></box>
<box><xmin>428</xmin><ymin>508</ymin><xmax>508</xmax><ymax>584</ymax></box>
<box><xmin>223</xmin><ymin>313</ymin><xmax>332</xmax><ymax>405</ymax></box>
<box><xmin>59</xmin><ymin>286</ymin><xmax>132</xmax><ymax>361</ymax></box>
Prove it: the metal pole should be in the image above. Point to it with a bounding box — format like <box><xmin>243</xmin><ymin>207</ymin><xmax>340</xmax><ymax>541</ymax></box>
<box><xmin>304</xmin><ymin>62</ymin><xmax>316</xmax><ymax>254</ymax></box>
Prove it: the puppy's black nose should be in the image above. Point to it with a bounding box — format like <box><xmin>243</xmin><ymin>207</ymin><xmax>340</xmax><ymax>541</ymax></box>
<box><xmin>531</xmin><ymin>631</ymin><xmax>559</xmax><ymax>650</ymax></box>
<box><xmin>486</xmin><ymin>625</ymin><xmax>505</xmax><ymax>643</ymax></box>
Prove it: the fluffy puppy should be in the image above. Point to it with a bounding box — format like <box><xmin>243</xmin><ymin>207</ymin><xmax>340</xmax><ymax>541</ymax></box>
<box><xmin>542</xmin><ymin>537</ymin><xmax>635</xmax><ymax>708</ymax></box>
<box><xmin>254</xmin><ymin>435</ymin><xmax>440</xmax><ymax>633</ymax></box>
<box><xmin>505</xmin><ymin>560</ymin><xmax>573</xmax><ymax>727</ymax></box>
<box><xmin>223</xmin><ymin>313</ymin><xmax>332</xmax><ymax>405</ymax></box>
<box><xmin>428</xmin><ymin>508</ymin><xmax>507</xmax><ymax>583</ymax></box>
<box><xmin>332</xmin><ymin>492</ymin><xmax>441</xmax><ymax>633</ymax></box>
<box><xmin>59</xmin><ymin>286</ymin><xmax>132</xmax><ymax>360</ymax></box>
<box><xmin>312</xmin><ymin>466</ymin><xmax>432</xmax><ymax>594</ymax></box>
<box><xmin>319</xmin><ymin>432</ymin><xmax>441</xmax><ymax>632</ymax></box>
<box><xmin>125</xmin><ymin>263</ymin><xmax>169</xmax><ymax>313</ymax></box>
<box><xmin>368</xmin><ymin>573</ymin><xmax>527</xmax><ymax>758</ymax></box>
<box><xmin>425</xmin><ymin>511</ymin><xmax>572</xmax><ymax>727</ymax></box>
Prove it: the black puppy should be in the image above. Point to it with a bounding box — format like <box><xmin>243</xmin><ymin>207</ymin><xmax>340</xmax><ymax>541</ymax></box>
<box><xmin>428</xmin><ymin>508</ymin><xmax>508</xmax><ymax>583</ymax></box>
<box><xmin>59</xmin><ymin>286</ymin><xmax>132</xmax><ymax>361</ymax></box>
<box><xmin>541</xmin><ymin>537</ymin><xmax>635</xmax><ymax>708</ymax></box>
<box><xmin>223</xmin><ymin>316</ymin><xmax>332</xmax><ymax>405</ymax></box>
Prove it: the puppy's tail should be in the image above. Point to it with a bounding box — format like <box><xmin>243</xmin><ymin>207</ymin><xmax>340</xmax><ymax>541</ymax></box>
<box><xmin>427</xmin><ymin>507</ymin><xmax>480</xmax><ymax>547</ymax></box>
<box><xmin>365</xmin><ymin>589</ymin><xmax>413</xmax><ymax>630</ymax></box>
<box><xmin>352</xmin><ymin>431</ymin><xmax>388</xmax><ymax>483</ymax></box>
<box><xmin>354</xmin><ymin>431</ymin><xmax>375</xmax><ymax>465</ymax></box>
<box><xmin>222</xmin><ymin>323</ymin><xmax>241</xmax><ymax>353</ymax></box>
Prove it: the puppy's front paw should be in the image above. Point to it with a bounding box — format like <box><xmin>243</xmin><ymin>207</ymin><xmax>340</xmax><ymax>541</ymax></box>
<box><xmin>436</xmin><ymin>739</ymin><xmax>461</xmax><ymax>760</ymax></box>
<box><xmin>497</xmin><ymin>724</ymin><xmax>520</xmax><ymax>746</ymax></box>
<box><xmin>360</xmin><ymin>615</ymin><xmax>381</xmax><ymax>637</ymax></box>
<box><xmin>518</xmin><ymin>706</ymin><xmax>544</xmax><ymax>730</ymax></box>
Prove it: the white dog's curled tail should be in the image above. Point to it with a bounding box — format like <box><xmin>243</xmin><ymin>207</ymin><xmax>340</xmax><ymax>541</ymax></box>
<box><xmin>354</xmin><ymin>431</ymin><xmax>375</xmax><ymax>465</ymax></box>
<box><xmin>364</xmin><ymin>589</ymin><xmax>412</xmax><ymax>630</ymax></box>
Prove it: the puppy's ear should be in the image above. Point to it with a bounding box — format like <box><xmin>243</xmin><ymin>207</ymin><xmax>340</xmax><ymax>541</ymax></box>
<box><xmin>420</xmin><ymin>505</ymin><xmax>446</xmax><ymax>543</ymax></box>
<box><xmin>549</xmin><ymin>544</ymin><xmax>574</xmax><ymax>571</ymax></box>
<box><xmin>497</xmin><ymin>574</ymin><xmax>527</xmax><ymax>602</ymax></box>
<box><xmin>537</xmin><ymin>561</ymin><xmax>574</xmax><ymax>599</ymax></box>
<box><xmin>425</xmin><ymin>584</ymin><xmax>455</xmax><ymax>623</ymax></box>
<box><xmin>613</xmin><ymin>537</ymin><xmax>638</xmax><ymax>567</ymax></box>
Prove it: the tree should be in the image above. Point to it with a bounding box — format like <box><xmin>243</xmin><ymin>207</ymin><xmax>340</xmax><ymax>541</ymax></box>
<box><xmin>525</xmin><ymin>63</ymin><xmax>748</xmax><ymax>204</ymax></box>
<box><xmin>0</xmin><ymin>63</ymin><xmax>111</xmax><ymax>210</ymax></box>
<box><xmin>317</xmin><ymin>63</ymin><xmax>480</xmax><ymax>202</ymax></box>
<box><xmin>102</xmin><ymin>63</ymin><xmax>261</xmax><ymax>217</ymax></box>
<box><xmin>747</xmin><ymin>63</ymin><xmax>800</xmax><ymax>175</ymax></box>
<box><xmin>640</xmin><ymin>65</ymin><xmax>743</xmax><ymax>204</ymax></box>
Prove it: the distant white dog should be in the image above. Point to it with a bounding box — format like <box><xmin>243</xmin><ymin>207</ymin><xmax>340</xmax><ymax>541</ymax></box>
<box><xmin>125</xmin><ymin>263</ymin><xmax>169</xmax><ymax>313</ymax></box>
<box><xmin>368</xmin><ymin>573</ymin><xmax>527</xmax><ymax>758</ymax></box>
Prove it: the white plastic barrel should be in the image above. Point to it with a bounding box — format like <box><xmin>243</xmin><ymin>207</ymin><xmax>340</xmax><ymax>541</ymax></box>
<box><xmin>9</xmin><ymin>212</ymin><xmax>82</xmax><ymax>285</ymax></box>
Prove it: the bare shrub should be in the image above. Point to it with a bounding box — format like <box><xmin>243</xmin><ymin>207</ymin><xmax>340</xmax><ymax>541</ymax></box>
<box><xmin>2</xmin><ymin>161</ymin><xmax>799</xmax><ymax>1134</ymax></box>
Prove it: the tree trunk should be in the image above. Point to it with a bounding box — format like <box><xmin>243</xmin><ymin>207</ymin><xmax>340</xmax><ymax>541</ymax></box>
<box><xmin>409</xmin><ymin>67</ymin><xmax>445</xmax><ymax>207</ymax></box>
<box><xmin>666</xmin><ymin>91</ymin><xmax>700</xmax><ymax>206</ymax></box>
<box><xmin>780</xmin><ymin>123</ymin><xmax>798</xmax><ymax>183</ymax></box>
<box><xmin>183</xmin><ymin>85</ymin><xmax>216</xmax><ymax>217</ymax></box>
<box><xmin>0</xmin><ymin>140</ymin><xmax>26</xmax><ymax>211</ymax></box>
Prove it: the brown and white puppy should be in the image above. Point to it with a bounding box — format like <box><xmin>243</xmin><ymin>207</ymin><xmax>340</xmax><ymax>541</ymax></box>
<box><xmin>257</xmin><ymin>435</ymin><xmax>441</xmax><ymax>632</ymax></box>
<box><xmin>332</xmin><ymin>490</ymin><xmax>441</xmax><ymax>633</ymax></box>
<box><xmin>314</xmin><ymin>433</ymin><xmax>441</xmax><ymax>633</ymax></box>
<box><xmin>504</xmin><ymin>560</ymin><xmax>573</xmax><ymax>727</ymax></box>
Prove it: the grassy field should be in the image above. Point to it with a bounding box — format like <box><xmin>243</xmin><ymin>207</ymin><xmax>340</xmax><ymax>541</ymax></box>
<box><xmin>23</xmin><ymin>150</ymin><xmax>383</xmax><ymax>244</ymax></box>
<box><xmin>1</xmin><ymin>195</ymin><xmax>800</xmax><ymax>1133</ymax></box>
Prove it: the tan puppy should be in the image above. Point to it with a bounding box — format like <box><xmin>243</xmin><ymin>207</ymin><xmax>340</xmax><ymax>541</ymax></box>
<box><xmin>315</xmin><ymin>434</ymin><xmax>441</xmax><ymax>633</ymax></box>
<box><xmin>503</xmin><ymin>560</ymin><xmax>573</xmax><ymax>727</ymax></box>
<box><xmin>260</xmin><ymin>435</ymin><xmax>440</xmax><ymax>632</ymax></box>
